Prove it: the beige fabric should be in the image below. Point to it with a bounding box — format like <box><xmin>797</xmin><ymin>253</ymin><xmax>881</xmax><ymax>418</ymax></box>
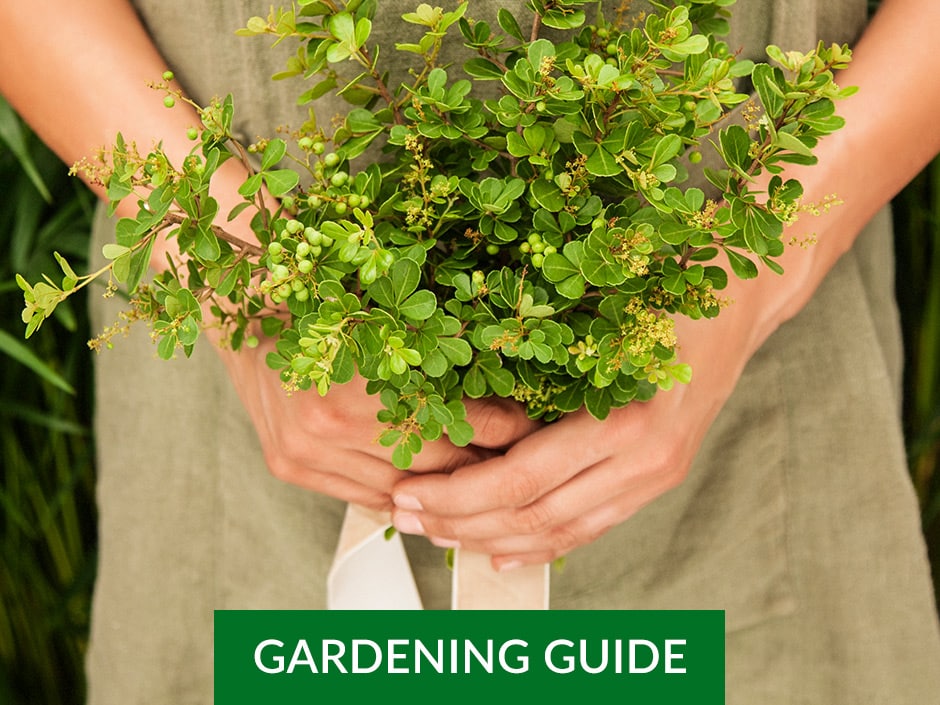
<box><xmin>85</xmin><ymin>1</ymin><xmax>940</xmax><ymax>704</ymax></box>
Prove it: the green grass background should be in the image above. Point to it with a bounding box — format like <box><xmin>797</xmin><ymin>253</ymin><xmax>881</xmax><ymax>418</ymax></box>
<box><xmin>2</xmin><ymin>76</ymin><xmax>939</xmax><ymax>705</ymax></box>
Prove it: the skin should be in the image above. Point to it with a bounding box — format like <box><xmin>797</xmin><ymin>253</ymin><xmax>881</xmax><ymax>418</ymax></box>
<box><xmin>2</xmin><ymin>0</ymin><xmax>938</xmax><ymax>568</ymax></box>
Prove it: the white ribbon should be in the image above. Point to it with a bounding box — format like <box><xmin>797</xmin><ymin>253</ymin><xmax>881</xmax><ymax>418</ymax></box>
<box><xmin>327</xmin><ymin>504</ymin><xmax>549</xmax><ymax>610</ymax></box>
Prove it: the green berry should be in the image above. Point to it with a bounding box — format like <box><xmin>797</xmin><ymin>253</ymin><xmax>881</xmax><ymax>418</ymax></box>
<box><xmin>358</xmin><ymin>195</ymin><xmax>371</xmax><ymax>208</ymax></box>
<box><xmin>186</xmin><ymin>127</ymin><xmax>199</xmax><ymax>141</ymax></box>
<box><xmin>272</xmin><ymin>265</ymin><xmax>290</xmax><ymax>283</ymax></box>
<box><xmin>519</xmin><ymin>242</ymin><xmax>532</xmax><ymax>254</ymax></box>
<box><xmin>330</xmin><ymin>171</ymin><xmax>349</xmax><ymax>187</ymax></box>
<box><xmin>291</xmin><ymin>279</ymin><xmax>306</xmax><ymax>293</ymax></box>
<box><xmin>277</xmin><ymin>283</ymin><xmax>293</xmax><ymax>299</ymax></box>
<box><xmin>334</xmin><ymin>201</ymin><xmax>348</xmax><ymax>215</ymax></box>
<box><xmin>471</xmin><ymin>270</ymin><xmax>485</xmax><ymax>285</ymax></box>
<box><xmin>689</xmin><ymin>150</ymin><xmax>703</xmax><ymax>164</ymax></box>
<box><xmin>285</xmin><ymin>219</ymin><xmax>303</xmax><ymax>235</ymax></box>
<box><xmin>297</xmin><ymin>259</ymin><xmax>314</xmax><ymax>274</ymax></box>
<box><xmin>298</xmin><ymin>136</ymin><xmax>314</xmax><ymax>150</ymax></box>
<box><xmin>293</xmin><ymin>288</ymin><xmax>310</xmax><ymax>302</ymax></box>
<box><xmin>527</xmin><ymin>233</ymin><xmax>542</xmax><ymax>245</ymax></box>
<box><xmin>485</xmin><ymin>244</ymin><xmax>500</xmax><ymax>256</ymax></box>
<box><xmin>531</xmin><ymin>253</ymin><xmax>545</xmax><ymax>268</ymax></box>
<box><xmin>347</xmin><ymin>194</ymin><xmax>362</xmax><ymax>208</ymax></box>
<box><xmin>245</xmin><ymin>335</ymin><xmax>260</xmax><ymax>349</ymax></box>
<box><xmin>163</xmin><ymin>95</ymin><xmax>176</xmax><ymax>108</ymax></box>
<box><xmin>162</xmin><ymin>70</ymin><xmax>175</xmax><ymax>81</ymax></box>
<box><xmin>295</xmin><ymin>241</ymin><xmax>311</xmax><ymax>258</ymax></box>
<box><xmin>544</xmin><ymin>245</ymin><xmax>557</xmax><ymax>256</ymax></box>
<box><xmin>324</xmin><ymin>152</ymin><xmax>340</xmax><ymax>168</ymax></box>
<box><xmin>606</xmin><ymin>43</ymin><xmax>618</xmax><ymax>55</ymax></box>
<box><xmin>267</xmin><ymin>241</ymin><xmax>284</xmax><ymax>257</ymax></box>
<box><xmin>308</xmin><ymin>195</ymin><xmax>322</xmax><ymax>209</ymax></box>
<box><xmin>312</xmin><ymin>141</ymin><xmax>326</xmax><ymax>155</ymax></box>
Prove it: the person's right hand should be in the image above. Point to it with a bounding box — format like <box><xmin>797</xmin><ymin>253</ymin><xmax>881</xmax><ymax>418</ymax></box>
<box><xmin>217</xmin><ymin>337</ymin><xmax>540</xmax><ymax>511</ymax></box>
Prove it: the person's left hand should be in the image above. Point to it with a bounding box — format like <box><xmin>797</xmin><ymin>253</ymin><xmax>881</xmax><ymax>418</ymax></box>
<box><xmin>387</xmin><ymin>296</ymin><xmax>768</xmax><ymax>570</ymax></box>
<box><xmin>387</xmin><ymin>380</ymin><xmax>709</xmax><ymax>568</ymax></box>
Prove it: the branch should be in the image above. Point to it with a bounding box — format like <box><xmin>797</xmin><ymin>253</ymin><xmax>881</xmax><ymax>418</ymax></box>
<box><xmin>162</xmin><ymin>212</ymin><xmax>265</xmax><ymax>258</ymax></box>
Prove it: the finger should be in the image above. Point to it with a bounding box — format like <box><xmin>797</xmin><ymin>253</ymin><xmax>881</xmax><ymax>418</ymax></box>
<box><xmin>395</xmin><ymin>452</ymin><xmax>687</xmax><ymax>562</ymax></box>
<box><xmin>264</xmin><ymin>449</ymin><xmax>397</xmax><ymax>510</ymax></box>
<box><xmin>392</xmin><ymin>409</ymin><xmax>607</xmax><ymax>516</ymax></box>
<box><xmin>461</xmin><ymin>396</ymin><xmax>542</xmax><ymax>449</ymax></box>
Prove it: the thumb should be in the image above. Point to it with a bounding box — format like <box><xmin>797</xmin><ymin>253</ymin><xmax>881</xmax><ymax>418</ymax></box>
<box><xmin>460</xmin><ymin>396</ymin><xmax>542</xmax><ymax>450</ymax></box>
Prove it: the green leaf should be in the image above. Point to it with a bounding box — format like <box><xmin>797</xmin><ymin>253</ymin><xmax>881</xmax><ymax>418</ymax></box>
<box><xmin>497</xmin><ymin>8</ymin><xmax>525</xmax><ymax>40</ymax></box>
<box><xmin>773</xmin><ymin>130</ymin><xmax>815</xmax><ymax>159</ymax></box>
<box><xmin>530</xmin><ymin>179</ymin><xmax>566</xmax><ymax>212</ymax></box>
<box><xmin>262</xmin><ymin>169</ymin><xmax>300</xmax><ymax>197</ymax></box>
<box><xmin>261</xmin><ymin>138</ymin><xmax>287</xmax><ymax>170</ymax></box>
<box><xmin>238</xmin><ymin>173</ymin><xmax>263</xmax><ymax>198</ymax></box>
<box><xmin>328</xmin><ymin>12</ymin><xmax>355</xmax><ymax>44</ymax></box>
<box><xmin>390</xmin><ymin>258</ymin><xmax>421</xmax><ymax>305</ymax></box>
<box><xmin>446</xmin><ymin>419</ymin><xmax>474</xmax><ymax>447</ymax></box>
<box><xmin>392</xmin><ymin>442</ymin><xmax>413</xmax><ymax>469</ymax></box>
<box><xmin>481</xmin><ymin>365</ymin><xmax>515</xmax><ymax>397</ymax></box>
<box><xmin>585</xmin><ymin>147</ymin><xmax>621</xmax><ymax>177</ymax></box>
<box><xmin>463</xmin><ymin>58</ymin><xmax>505</xmax><ymax>80</ymax></box>
<box><xmin>102</xmin><ymin>243</ymin><xmax>131</xmax><ymax>260</ymax></box>
<box><xmin>437</xmin><ymin>337</ymin><xmax>472</xmax><ymax>365</ymax></box>
<box><xmin>463</xmin><ymin>366</ymin><xmax>487</xmax><ymax>397</ymax></box>
<box><xmin>422</xmin><ymin>348</ymin><xmax>448</xmax><ymax>377</ymax></box>
<box><xmin>399</xmin><ymin>290</ymin><xmax>437</xmax><ymax>321</ymax></box>
<box><xmin>725</xmin><ymin>248</ymin><xmax>759</xmax><ymax>279</ymax></box>
<box><xmin>752</xmin><ymin>63</ymin><xmax>785</xmax><ymax>118</ymax></box>
<box><xmin>719</xmin><ymin>125</ymin><xmax>752</xmax><ymax>172</ymax></box>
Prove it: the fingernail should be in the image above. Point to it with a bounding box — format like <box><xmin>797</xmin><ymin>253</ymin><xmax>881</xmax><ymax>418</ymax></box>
<box><xmin>430</xmin><ymin>537</ymin><xmax>461</xmax><ymax>549</ymax></box>
<box><xmin>393</xmin><ymin>511</ymin><xmax>425</xmax><ymax>536</ymax></box>
<box><xmin>498</xmin><ymin>560</ymin><xmax>523</xmax><ymax>573</ymax></box>
<box><xmin>393</xmin><ymin>494</ymin><xmax>424</xmax><ymax>511</ymax></box>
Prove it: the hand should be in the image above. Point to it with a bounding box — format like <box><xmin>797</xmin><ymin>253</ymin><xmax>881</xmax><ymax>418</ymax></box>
<box><xmin>217</xmin><ymin>337</ymin><xmax>541</xmax><ymax>511</ymax></box>
<box><xmin>388</xmin><ymin>380</ymin><xmax>719</xmax><ymax>568</ymax></box>
<box><xmin>388</xmin><ymin>299</ymin><xmax>756</xmax><ymax>569</ymax></box>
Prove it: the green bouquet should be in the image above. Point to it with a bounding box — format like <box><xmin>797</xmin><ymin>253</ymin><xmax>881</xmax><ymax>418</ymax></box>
<box><xmin>19</xmin><ymin>0</ymin><xmax>854</xmax><ymax>467</ymax></box>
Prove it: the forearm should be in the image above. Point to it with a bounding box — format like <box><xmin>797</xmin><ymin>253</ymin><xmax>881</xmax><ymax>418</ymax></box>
<box><xmin>0</xmin><ymin>0</ymin><xmax>253</xmax><ymax>264</ymax></box>
<box><xmin>679</xmin><ymin>0</ymin><xmax>940</xmax><ymax>392</ymax></box>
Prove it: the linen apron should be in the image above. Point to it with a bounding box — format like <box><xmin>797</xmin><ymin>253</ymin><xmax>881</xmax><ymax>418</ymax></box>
<box><xmin>85</xmin><ymin>1</ymin><xmax>940</xmax><ymax>703</ymax></box>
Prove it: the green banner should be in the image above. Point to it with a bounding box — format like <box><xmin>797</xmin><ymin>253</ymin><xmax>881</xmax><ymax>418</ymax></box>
<box><xmin>215</xmin><ymin>610</ymin><xmax>724</xmax><ymax>704</ymax></box>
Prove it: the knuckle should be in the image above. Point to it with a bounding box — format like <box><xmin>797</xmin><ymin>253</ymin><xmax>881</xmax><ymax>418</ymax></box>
<box><xmin>549</xmin><ymin>524</ymin><xmax>584</xmax><ymax>554</ymax></box>
<box><xmin>264</xmin><ymin>453</ymin><xmax>298</xmax><ymax>484</ymax></box>
<box><xmin>503</xmin><ymin>469</ymin><xmax>542</xmax><ymax>508</ymax></box>
<box><xmin>515</xmin><ymin>501</ymin><xmax>555</xmax><ymax>535</ymax></box>
<box><xmin>305</xmin><ymin>403</ymin><xmax>357</xmax><ymax>438</ymax></box>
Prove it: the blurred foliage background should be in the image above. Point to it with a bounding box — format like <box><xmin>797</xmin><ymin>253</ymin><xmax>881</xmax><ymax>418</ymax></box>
<box><xmin>2</xmin><ymin>29</ymin><xmax>940</xmax><ymax>705</ymax></box>
<box><xmin>0</xmin><ymin>97</ymin><xmax>97</xmax><ymax>704</ymax></box>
